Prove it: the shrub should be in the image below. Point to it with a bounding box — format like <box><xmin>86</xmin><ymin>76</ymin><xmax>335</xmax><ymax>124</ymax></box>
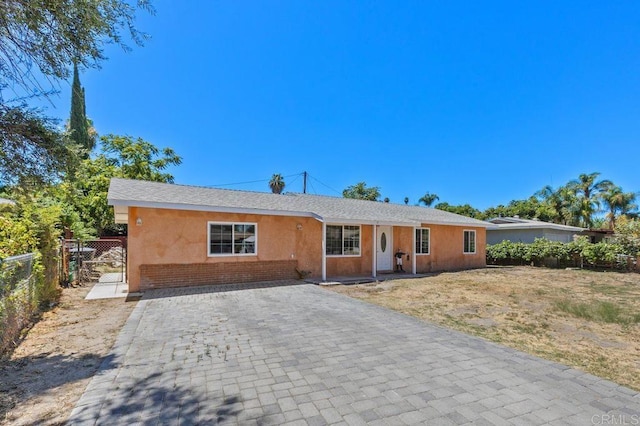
<box><xmin>0</xmin><ymin>195</ymin><xmax>62</xmax><ymax>356</ymax></box>
<box><xmin>487</xmin><ymin>237</ymin><xmax>631</xmax><ymax>270</ymax></box>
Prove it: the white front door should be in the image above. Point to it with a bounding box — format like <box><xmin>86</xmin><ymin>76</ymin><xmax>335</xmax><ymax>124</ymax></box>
<box><xmin>376</xmin><ymin>226</ymin><xmax>393</xmax><ymax>271</ymax></box>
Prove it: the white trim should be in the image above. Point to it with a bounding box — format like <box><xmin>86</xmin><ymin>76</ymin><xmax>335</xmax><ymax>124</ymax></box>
<box><xmin>325</xmin><ymin>224</ymin><xmax>362</xmax><ymax>257</ymax></box>
<box><xmin>109</xmin><ymin>201</ymin><xmax>493</xmax><ymax>229</ymax></box>
<box><xmin>322</xmin><ymin>222</ymin><xmax>327</xmax><ymax>281</ymax></box>
<box><xmin>415</xmin><ymin>227</ymin><xmax>431</xmax><ymax>255</ymax></box>
<box><xmin>375</xmin><ymin>225</ymin><xmax>393</xmax><ymax>272</ymax></box>
<box><xmin>487</xmin><ymin>223</ymin><xmax>585</xmax><ymax>232</ymax></box>
<box><xmin>463</xmin><ymin>229</ymin><xmax>476</xmax><ymax>254</ymax></box>
<box><xmin>207</xmin><ymin>221</ymin><xmax>258</xmax><ymax>257</ymax></box>
<box><xmin>372</xmin><ymin>225</ymin><xmax>377</xmax><ymax>279</ymax></box>
<box><xmin>416</xmin><ymin>219</ymin><xmax>492</xmax><ymax>228</ymax></box>
<box><xmin>411</xmin><ymin>227</ymin><xmax>417</xmax><ymax>275</ymax></box>
<box><xmin>114</xmin><ymin>205</ymin><xmax>128</xmax><ymax>224</ymax></box>
<box><xmin>109</xmin><ymin>199</ymin><xmax>323</xmax><ymax>222</ymax></box>
<box><xmin>322</xmin><ymin>217</ymin><xmax>419</xmax><ymax>227</ymax></box>
<box><xmin>320</xmin><ymin>217</ymin><xmax>492</xmax><ymax>228</ymax></box>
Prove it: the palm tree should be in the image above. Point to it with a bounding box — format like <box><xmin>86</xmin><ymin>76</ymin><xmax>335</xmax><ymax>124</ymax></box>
<box><xmin>269</xmin><ymin>173</ymin><xmax>285</xmax><ymax>194</ymax></box>
<box><xmin>418</xmin><ymin>192</ymin><xmax>439</xmax><ymax>207</ymax></box>
<box><xmin>567</xmin><ymin>172</ymin><xmax>613</xmax><ymax>228</ymax></box>
<box><xmin>535</xmin><ymin>184</ymin><xmax>578</xmax><ymax>225</ymax></box>
<box><xmin>600</xmin><ymin>186</ymin><xmax>638</xmax><ymax>229</ymax></box>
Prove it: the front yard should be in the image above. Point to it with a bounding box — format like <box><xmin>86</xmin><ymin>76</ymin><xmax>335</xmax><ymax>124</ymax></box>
<box><xmin>327</xmin><ymin>266</ymin><xmax>640</xmax><ymax>390</ymax></box>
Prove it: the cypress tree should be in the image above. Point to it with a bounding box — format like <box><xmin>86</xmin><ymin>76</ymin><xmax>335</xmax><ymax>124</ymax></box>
<box><xmin>69</xmin><ymin>63</ymin><xmax>93</xmax><ymax>156</ymax></box>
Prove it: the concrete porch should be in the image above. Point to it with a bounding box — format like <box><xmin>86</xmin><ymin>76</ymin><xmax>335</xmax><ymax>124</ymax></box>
<box><xmin>305</xmin><ymin>272</ymin><xmax>431</xmax><ymax>285</ymax></box>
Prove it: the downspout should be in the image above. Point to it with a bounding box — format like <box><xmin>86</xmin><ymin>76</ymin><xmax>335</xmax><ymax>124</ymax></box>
<box><xmin>412</xmin><ymin>226</ymin><xmax>417</xmax><ymax>275</ymax></box>
<box><xmin>321</xmin><ymin>221</ymin><xmax>327</xmax><ymax>281</ymax></box>
<box><xmin>372</xmin><ymin>224</ymin><xmax>377</xmax><ymax>279</ymax></box>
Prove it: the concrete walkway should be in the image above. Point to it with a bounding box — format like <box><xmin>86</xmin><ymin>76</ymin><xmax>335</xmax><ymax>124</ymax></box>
<box><xmin>85</xmin><ymin>273</ymin><xmax>128</xmax><ymax>300</ymax></box>
<box><xmin>69</xmin><ymin>283</ymin><xmax>640</xmax><ymax>425</ymax></box>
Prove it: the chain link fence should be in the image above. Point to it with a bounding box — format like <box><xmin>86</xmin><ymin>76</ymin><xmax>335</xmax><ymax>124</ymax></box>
<box><xmin>1</xmin><ymin>253</ymin><xmax>37</xmax><ymax>355</ymax></box>
<box><xmin>61</xmin><ymin>239</ymin><xmax>125</xmax><ymax>286</ymax></box>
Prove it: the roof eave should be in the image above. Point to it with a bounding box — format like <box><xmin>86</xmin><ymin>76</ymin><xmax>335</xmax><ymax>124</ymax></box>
<box><xmin>489</xmin><ymin>224</ymin><xmax>585</xmax><ymax>232</ymax></box>
<box><xmin>108</xmin><ymin>199</ymin><xmax>322</xmax><ymax>222</ymax></box>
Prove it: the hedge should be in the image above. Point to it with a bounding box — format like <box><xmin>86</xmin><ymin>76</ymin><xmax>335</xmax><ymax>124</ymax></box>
<box><xmin>487</xmin><ymin>237</ymin><xmax>633</xmax><ymax>270</ymax></box>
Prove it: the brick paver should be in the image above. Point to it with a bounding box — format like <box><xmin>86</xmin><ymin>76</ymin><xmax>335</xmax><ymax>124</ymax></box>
<box><xmin>68</xmin><ymin>283</ymin><xmax>640</xmax><ymax>425</ymax></box>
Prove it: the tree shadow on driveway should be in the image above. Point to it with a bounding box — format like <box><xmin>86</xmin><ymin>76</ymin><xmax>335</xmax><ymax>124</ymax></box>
<box><xmin>71</xmin><ymin>372</ymin><xmax>248</xmax><ymax>425</ymax></box>
<box><xmin>0</xmin><ymin>352</ymin><xmax>118</xmax><ymax>421</ymax></box>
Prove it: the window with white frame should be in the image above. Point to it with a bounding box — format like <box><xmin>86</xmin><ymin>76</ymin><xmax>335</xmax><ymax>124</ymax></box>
<box><xmin>415</xmin><ymin>228</ymin><xmax>430</xmax><ymax>254</ymax></box>
<box><xmin>463</xmin><ymin>230</ymin><xmax>476</xmax><ymax>254</ymax></box>
<box><xmin>208</xmin><ymin>222</ymin><xmax>257</xmax><ymax>256</ymax></box>
<box><xmin>326</xmin><ymin>225</ymin><xmax>361</xmax><ymax>256</ymax></box>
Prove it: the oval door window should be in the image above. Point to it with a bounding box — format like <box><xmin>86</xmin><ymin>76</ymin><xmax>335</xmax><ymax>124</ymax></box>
<box><xmin>381</xmin><ymin>233</ymin><xmax>387</xmax><ymax>252</ymax></box>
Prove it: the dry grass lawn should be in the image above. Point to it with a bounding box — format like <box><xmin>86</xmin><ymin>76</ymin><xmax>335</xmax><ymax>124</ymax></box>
<box><xmin>326</xmin><ymin>266</ymin><xmax>640</xmax><ymax>391</ymax></box>
<box><xmin>0</xmin><ymin>285</ymin><xmax>136</xmax><ymax>425</ymax></box>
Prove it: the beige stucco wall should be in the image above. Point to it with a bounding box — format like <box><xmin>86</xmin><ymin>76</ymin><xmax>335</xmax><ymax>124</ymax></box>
<box><xmin>326</xmin><ymin>225</ymin><xmax>374</xmax><ymax>276</ymax></box>
<box><xmin>127</xmin><ymin>207</ymin><xmax>323</xmax><ymax>291</ymax></box>
<box><xmin>412</xmin><ymin>224</ymin><xmax>487</xmax><ymax>272</ymax></box>
<box><xmin>125</xmin><ymin>207</ymin><xmax>486</xmax><ymax>291</ymax></box>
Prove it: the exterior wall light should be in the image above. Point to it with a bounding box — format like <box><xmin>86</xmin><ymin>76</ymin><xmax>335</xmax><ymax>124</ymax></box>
<box><xmin>136</xmin><ymin>217</ymin><xmax>143</xmax><ymax>226</ymax></box>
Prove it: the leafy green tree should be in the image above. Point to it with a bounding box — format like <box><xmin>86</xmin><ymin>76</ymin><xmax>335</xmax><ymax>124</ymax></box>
<box><xmin>0</xmin><ymin>0</ymin><xmax>153</xmax><ymax>185</ymax></box>
<box><xmin>0</xmin><ymin>0</ymin><xmax>154</xmax><ymax>97</ymax></box>
<box><xmin>0</xmin><ymin>104</ymin><xmax>78</xmax><ymax>185</ymax></box>
<box><xmin>613</xmin><ymin>217</ymin><xmax>640</xmax><ymax>256</ymax></box>
<box><xmin>434</xmin><ymin>202</ymin><xmax>482</xmax><ymax>219</ymax></box>
<box><xmin>600</xmin><ymin>185</ymin><xmax>638</xmax><ymax>229</ymax></box>
<box><xmin>65</xmin><ymin>135</ymin><xmax>182</xmax><ymax>235</ymax></box>
<box><xmin>269</xmin><ymin>173</ymin><xmax>285</xmax><ymax>194</ymax></box>
<box><xmin>418</xmin><ymin>192</ymin><xmax>439</xmax><ymax>207</ymax></box>
<box><xmin>342</xmin><ymin>182</ymin><xmax>380</xmax><ymax>201</ymax></box>
<box><xmin>100</xmin><ymin>134</ymin><xmax>181</xmax><ymax>183</ymax></box>
<box><xmin>61</xmin><ymin>156</ymin><xmax>121</xmax><ymax>235</ymax></box>
<box><xmin>482</xmin><ymin>197</ymin><xmax>551</xmax><ymax>221</ymax></box>
<box><xmin>403</xmin><ymin>197</ymin><xmax>409</xmax><ymax>205</ymax></box>
<box><xmin>68</xmin><ymin>63</ymin><xmax>94</xmax><ymax>156</ymax></box>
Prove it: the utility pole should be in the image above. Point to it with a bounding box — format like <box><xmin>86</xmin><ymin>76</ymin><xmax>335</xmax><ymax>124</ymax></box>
<box><xmin>303</xmin><ymin>171</ymin><xmax>307</xmax><ymax>194</ymax></box>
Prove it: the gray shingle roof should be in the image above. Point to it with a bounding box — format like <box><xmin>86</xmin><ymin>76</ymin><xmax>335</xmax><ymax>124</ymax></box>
<box><xmin>108</xmin><ymin>178</ymin><xmax>491</xmax><ymax>227</ymax></box>
<box><xmin>487</xmin><ymin>217</ymin><xmax>585</xmax><ymax>232</ymax></box>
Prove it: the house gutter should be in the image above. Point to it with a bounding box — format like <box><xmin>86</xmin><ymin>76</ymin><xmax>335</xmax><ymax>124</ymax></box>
<box><xmin>488</xmin><ymin>224</ymin><xmax>586</xmax><ymax>232</ymax></box>
<box><xmin>108</xmin><ymin>199</ymin><xmax>324</xmax><ymax>223</ymax></box>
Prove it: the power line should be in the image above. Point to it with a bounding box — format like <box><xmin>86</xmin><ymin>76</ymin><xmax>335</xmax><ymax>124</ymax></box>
<box><xmin>205</xmin><ymin>172</ymin><xmax>300</xmax><ymax>189</ymax></box>
<box><xmin>203</xmin><ymin>171</ymin><xmax>341</xmax><ymax>197</ymax></box>
<box><xmin>287</xmin><ymin>173</ymin><xmax>302</xmax><ymax>190</ymax></box>
<box><xmin>308</xmin><ymin>174</ymin><xmax>342</xmax><ymax>196</ymax></box>
<box><xmin>307</xmin><ymin>178</ymin><xmax>317</xmax><ymax>194</ymax></box>
<box><xmin>204</xmin><ymin>178</ymin><xmax>269</xmax><ymax>188</ymax></box>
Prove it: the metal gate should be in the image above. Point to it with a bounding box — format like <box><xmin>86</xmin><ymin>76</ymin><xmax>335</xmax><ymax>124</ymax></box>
<box><xmin>62</xmin><ymin>239</ymin><xmax>126</xmax><ymax>286</ymax></box>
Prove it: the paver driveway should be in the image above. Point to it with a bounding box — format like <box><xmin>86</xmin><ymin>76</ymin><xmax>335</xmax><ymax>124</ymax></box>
<box><xmin>69</xmin><ymin>283</ymin><xmax>640</xmax><ymax>425</ymax></box>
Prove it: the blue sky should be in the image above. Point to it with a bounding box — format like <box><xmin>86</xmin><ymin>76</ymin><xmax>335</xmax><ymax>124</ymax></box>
<box><xmin>43</xmin><ymin>1</ymin><xmax>639</xmax><ymax>210</ymax></box>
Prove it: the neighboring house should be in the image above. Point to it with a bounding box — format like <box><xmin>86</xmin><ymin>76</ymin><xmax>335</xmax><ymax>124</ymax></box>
<box><xmin>486</xmin><ymin>216</ymin><xmax>585</xmax><ymax>245</ymax></box>
<box><xmin>0</xmin><ymin>198</ymin><xmax>16</xmax><ymax>206</ymax></box>
<box><xmin>582</xmin><ymin>229</ymin><xmax>615</xmax><ymax>244</ymax></box>
<box><xmin>108</xmin><ymin>178</ymin><xmax>490</xmax><ymax>292</ymax></box>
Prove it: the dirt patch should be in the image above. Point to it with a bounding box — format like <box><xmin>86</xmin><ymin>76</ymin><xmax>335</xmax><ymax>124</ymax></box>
<box><xmin>0</xmin><ymin>285</ymin><xmax>136</xmax><ymax>425</ymax></box>
<box><xmin>327</xmin><ymin>266</ymin><xmax>640</xmax><ymax>390</ymax></box>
